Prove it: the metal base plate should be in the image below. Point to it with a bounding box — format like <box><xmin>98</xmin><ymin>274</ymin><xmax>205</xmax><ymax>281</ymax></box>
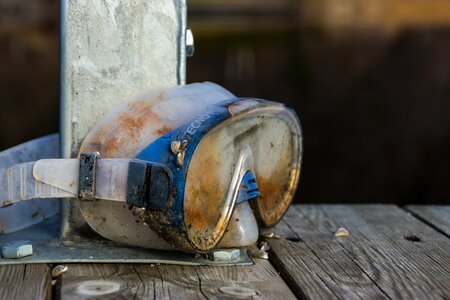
<box><xmin>0</xmin><ymin>215</ymin><xmax>252</xmax><ymax>266</ymax></box>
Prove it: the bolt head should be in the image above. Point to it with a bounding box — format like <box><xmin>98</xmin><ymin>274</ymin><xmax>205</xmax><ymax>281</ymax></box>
<box><xmin>207</xmin><ymin>248</ymin><xmax>240</xmax><ymax>262</ymax></box>
<box><xmin>2</xmin><ymin>241</ymin><xmax>33</xmax><ymax>259</ymax></box>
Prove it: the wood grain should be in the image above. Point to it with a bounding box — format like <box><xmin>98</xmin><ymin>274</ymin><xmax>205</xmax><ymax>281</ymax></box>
<box><xmin>266</xmin><ymin>204</ymin><xmax>450</xmax><ymax>299</ymax></box>
<box><xmin>57</xmin><ymin>259</ymin><xmax>296</xmax><ymax>299</ymax></box>
<box><xmin>0</xmin><ymin>264</ymin><xmax>51</xmax><ymax>300</ymax></box>
<box><xmin>405</xmin><ymin>205</ymin><xmax>450</xmax><ymax>237</ymax></box>
<box><xmin>4</xmin><ymin>205</ymin><xmax>449</xmax><ymax>299</ymax></box>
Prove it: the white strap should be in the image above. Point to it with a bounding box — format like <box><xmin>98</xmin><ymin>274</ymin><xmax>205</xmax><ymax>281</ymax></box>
<box><xmin>0</xmin><ymin>162</ymin><xmax>72</xmax><ymax>207</ymax></box>
<box><xmin>0</xmin><ymin>158</ymin><xmax>130</xmax><ymax>208</ymax></box>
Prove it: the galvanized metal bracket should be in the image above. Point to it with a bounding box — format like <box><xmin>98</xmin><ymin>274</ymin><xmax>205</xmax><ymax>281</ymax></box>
<box><xmin>0</xmin><ymin>215</ymin><xmax>252</xmax><ymax>266</ymax></box>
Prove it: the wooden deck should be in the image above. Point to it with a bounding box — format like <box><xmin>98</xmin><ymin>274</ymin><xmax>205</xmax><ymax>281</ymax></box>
<box><xmin>1</xmin><ymin>204</ymin><xmax>449</xmax><ymax>299</ymax></box>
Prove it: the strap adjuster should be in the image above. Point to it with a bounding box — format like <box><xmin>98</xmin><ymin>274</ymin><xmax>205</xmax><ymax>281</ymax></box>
<box><xmin>78</xmin><ymin>152</ymin><xmax>100</xmax><ymax>201</ymax></box>
<box><xmin>126</xmin><ymin>160</ymin><xmax>151</xmax><ymax>208</ymax></box>
<box><xmin>126</xmin><ymin>160</ymin><xmax>172</xmax><ymax>210</ymax></box>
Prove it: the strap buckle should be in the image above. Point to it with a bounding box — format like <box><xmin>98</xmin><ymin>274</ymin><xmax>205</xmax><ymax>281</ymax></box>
<box><xmin>78</xmin><ymin>152</ymin><xmax>100</xmax><ymax>201</ymax></box>
<box><xmin>126</xmin><ymin>160</ymin><xmax>172</xmax><ymax>210</ymax></box>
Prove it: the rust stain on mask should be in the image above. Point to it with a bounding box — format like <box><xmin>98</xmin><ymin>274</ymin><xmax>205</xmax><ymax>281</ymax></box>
<box><xmin>80</xmin><ymin>91</ymin><xmax>173</xmax><ymax>158</ymax></box>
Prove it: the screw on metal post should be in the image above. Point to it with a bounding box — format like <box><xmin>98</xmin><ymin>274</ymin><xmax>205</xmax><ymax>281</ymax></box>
<box><xmin>207</xmin><ymin>248</ymin><xmax>241</xmax><ymax>262</ymax></box>
<box><xmin>186</xmin><ymin>28</ymin><xmax>195</xmax><ymax>57</ymax></box>
<box><xmin>2</xmin><ymin>241</ymin><xmax>33</xmax><ymax>259</ymax></box>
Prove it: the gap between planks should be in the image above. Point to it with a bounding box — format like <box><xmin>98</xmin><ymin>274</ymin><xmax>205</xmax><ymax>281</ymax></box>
<box><xmin>403</xmin><ymin>205</ymin><xmax>450</xmax><ymax>239</ymax></box>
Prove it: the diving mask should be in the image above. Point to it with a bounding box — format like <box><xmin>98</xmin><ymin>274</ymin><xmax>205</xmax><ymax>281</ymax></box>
<box><xmin>0</xmin><ymin>82</ymin><xmax>302</xmax><ymax>253</ymax></box>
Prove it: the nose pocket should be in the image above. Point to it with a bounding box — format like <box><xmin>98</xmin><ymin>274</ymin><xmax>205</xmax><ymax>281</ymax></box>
<box><xmin>236</xmin><ymin>171</ymin><xmax>260</xmax><ymax>204</ymax></box>
<box><xmin>216</xmin><ymin>170</ymin><xmax>260</xmax><ymax>248</ymax></box>
<box><xmin>217</xmin><ymin>201</ymin><xmax>259</xmax><ymax>248</ymax></box>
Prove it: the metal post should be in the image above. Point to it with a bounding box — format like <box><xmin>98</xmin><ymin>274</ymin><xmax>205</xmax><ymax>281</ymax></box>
<box><xmin>60</xmin><ymin>0</ymin><xmax>187</xmax><ymax>238</ymax></box>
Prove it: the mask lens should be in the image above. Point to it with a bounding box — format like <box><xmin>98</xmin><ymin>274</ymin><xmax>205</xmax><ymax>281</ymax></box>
<box><xmin>184</xmin><ymin>102</ymin><xmax>302</xmax><ymax>250</ymax></box>
<box><xmin>251</xmin><ymin>112</ymin><xmax>301</xmax><ymax>226</ymax></box>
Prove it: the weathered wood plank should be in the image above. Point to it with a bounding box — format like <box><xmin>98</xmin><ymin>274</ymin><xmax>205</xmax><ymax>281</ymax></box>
<box><xmin>265</xmin><ymin>204</ymin><xmax>450</xmax><ymax>299</ymax></box>
<box><xmin>0</xmin><ymin>264</ymin><xmax>51</xmax><ymax>300</ymax></box>
<box><xmin>405</xmin><ymin>205</ymin><xmax>450</xmax><ymax>237</ymax></box>
<box><xmin>57</xmin><ymin>259</ymin><xmax>295</xmax><ymax>299</ymax></box>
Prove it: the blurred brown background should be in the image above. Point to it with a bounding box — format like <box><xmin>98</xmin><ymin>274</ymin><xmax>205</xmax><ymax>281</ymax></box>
<box><xmin>1</xmin><ymin>0</ymin><xmax>450</xmax><ymax>204</ymax></box>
